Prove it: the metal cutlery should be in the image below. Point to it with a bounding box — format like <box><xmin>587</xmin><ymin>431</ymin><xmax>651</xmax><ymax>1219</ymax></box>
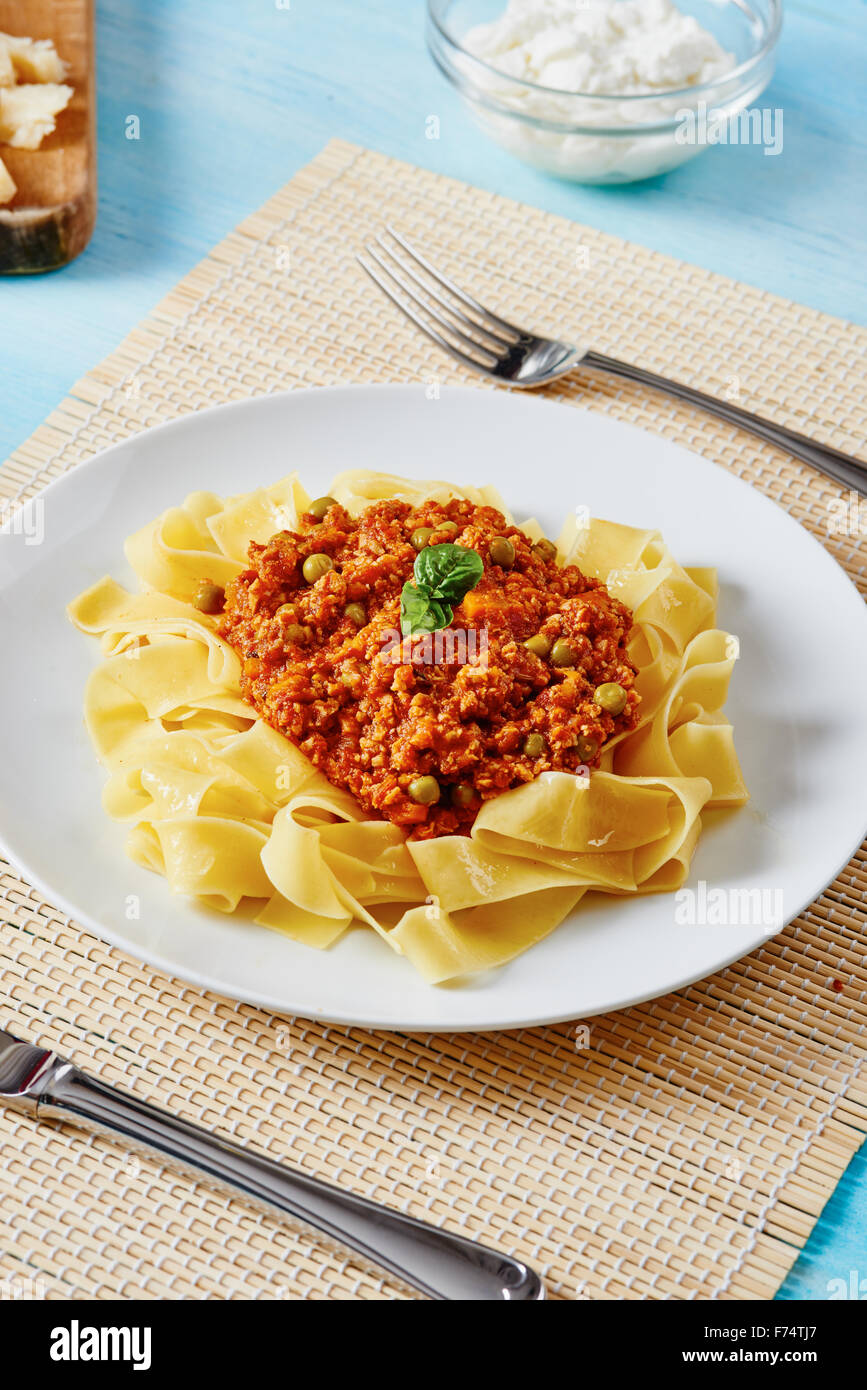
<box><xmin>358</xmin><ymin>228</ymin><xmax>867</xmax><ymax>498</ymax></box>
<box><xmin>0</xmin><ymin>1026</ymin><xmax>544</xmax><ymax>1301</ymax></box>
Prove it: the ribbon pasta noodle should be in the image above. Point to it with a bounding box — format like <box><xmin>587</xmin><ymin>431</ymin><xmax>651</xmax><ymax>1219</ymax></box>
<box><xmin>68</xmin><ymin>470</ymin><xmax>747</xmax><ymax>983</ymax></box>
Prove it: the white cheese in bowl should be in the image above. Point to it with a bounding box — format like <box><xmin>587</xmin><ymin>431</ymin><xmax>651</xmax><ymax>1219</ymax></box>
<box><xmin>464</xmin><ymin>0</ymin><xmax>734</xmax><ymax>96</ymax></box>
<box><xmin>459</xmin><ymin>0</ymin><xmax>737</xmax><ymax>181</ymax></box>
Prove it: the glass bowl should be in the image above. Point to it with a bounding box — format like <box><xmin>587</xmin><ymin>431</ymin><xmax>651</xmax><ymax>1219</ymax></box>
<box><xmin>426</xmin><ymin>0</ymin><xmax>782</xmax><ymax>184</ymax></box>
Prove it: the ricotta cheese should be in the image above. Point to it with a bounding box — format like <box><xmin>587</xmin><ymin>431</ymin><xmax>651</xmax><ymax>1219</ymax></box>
<box><xmin>459</xmin><ymin>0</ymin><xmax>737</xmax><ymax>182</ymax></box>
<box><xmin>464</xmin><ymin>0</ymin><xmax>734</xmax><ymax>97</ymax></box>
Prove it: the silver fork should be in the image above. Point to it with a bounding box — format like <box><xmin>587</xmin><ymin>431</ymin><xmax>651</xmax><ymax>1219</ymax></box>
<box><xmin>358</xmin><ymin>228</ymin><xmax>867</xmax><ymax>498</ymax></box>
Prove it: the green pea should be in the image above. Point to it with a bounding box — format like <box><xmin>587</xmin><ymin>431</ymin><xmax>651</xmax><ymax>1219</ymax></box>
<box><xmin>283</xmin><ymin>623</ymin><xmax>308</xmax><ymax>643</ymax></box>
<box><xmin>302</xmin><ymin>553</ymin><xmax>334</xmax><ymax>584</ymax></box>
<box><xmin>193</xmin><ymin>581</ymin><xmax>225</xmax><ymax>614</ymax></box>
<box><xmin>523</xmin><ymin>634</ymin><xmax>551</xmax><ymax>659</ymax></box>
<box><xmin>307</xmin><ymin>496</ymin><xmax>337</xmax><ymax>522</ymax></box>
<box><xmin>573</xmin><ymin>734</ymin><xmax>599</xmax><ymax>761</ymax></box>
<box><xmin>411</xmin><ymin>527</ymin><xmax>435</xmax><ymax>551</ymax></box>
<box><xmin>550</xmin><ymin>639</ymin><xmax>576</xmax><ymax>667</ymax></box>
<box><xmin>344</xmin><ymin>602</ymin><xmax>366</xmax><ymax>627</ymax></box>
<box><xmin>523</xmin><ymin>732</ymin><xmax>547</xmax><ymax>757</ymax></box>
<box><xmin>408</xmin><ymin>775</ymin><xmax>440</xmax><ymax>806</ymax></box>
<box><xmin>488</xmin><ymin>536</ymin><xmax>515</xmax><ymax>568</ymax></box>
<box><xmin>532</xmin><ymin>538</ymin><xmax>557</xmax><ymax>563</ymax></box>
<box><xmin>450</xmin><ymin>783</ymin><xmax>475</xmax><ymax>810</ymax></box>
<box><xmin>437</xmin><ymin>520</ymin><xmax>460</xmax><ymax>536</ymax></box>
<box><xmin>594</xmin><ymin>681</ymin><xmax>628</xmax><ymax>715</ymax></box>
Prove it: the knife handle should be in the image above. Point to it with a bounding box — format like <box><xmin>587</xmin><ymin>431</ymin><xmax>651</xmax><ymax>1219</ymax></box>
<box><xmin>38</xmin><ymin>1061</ymin><xmax>544</xmax><ymax>1302</ymax></box>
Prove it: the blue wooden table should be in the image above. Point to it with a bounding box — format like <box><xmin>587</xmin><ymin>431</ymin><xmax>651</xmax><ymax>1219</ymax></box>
<box><xmin>2</xmin><ymin>0</ymin><xmax>864</xmax><ymax>1300</ymax></box>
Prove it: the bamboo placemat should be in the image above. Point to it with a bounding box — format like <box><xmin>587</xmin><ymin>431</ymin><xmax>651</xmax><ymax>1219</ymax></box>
<box><xmin>1</xmin><ymin>140</ymin><xmax>865</xmax><ymax>1302</ymax></box>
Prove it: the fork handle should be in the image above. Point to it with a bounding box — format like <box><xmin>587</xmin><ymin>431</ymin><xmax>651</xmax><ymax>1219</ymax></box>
<box><xmin>36</xmin><ymin>1060</ymin><xmax>543</xmax><ymax>1302</ymax></box>
<box><xmin>583</xmin><ymin>351</ymin><xmax>867</xmax><ymax>497</ymax></box>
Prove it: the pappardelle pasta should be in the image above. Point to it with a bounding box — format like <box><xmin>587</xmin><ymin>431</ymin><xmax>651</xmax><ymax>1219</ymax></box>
<box><xmin>68</xmin><ymin>470</ymin><xmax>748</xmax><ymax>983</ymax></box>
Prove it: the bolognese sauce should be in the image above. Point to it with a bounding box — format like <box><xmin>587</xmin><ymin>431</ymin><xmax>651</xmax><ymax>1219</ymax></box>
<box><xmin>218</xmin><ymin>496</ymin><xmax>640</xmax><ymax>839</ymax></box>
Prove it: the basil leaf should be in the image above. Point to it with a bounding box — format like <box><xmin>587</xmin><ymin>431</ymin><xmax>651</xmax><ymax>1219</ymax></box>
<box><xmin>400</xmin><ymin>545</ymin><xmax>483</xmax><ymax>638</ymax></box>
<box><xmin>413</xmin><ymin>543</ymin><xmax>484</xmax><ymax>605</ymax></box>
<box><xmin>400</xmin><ymin>582</ymin><xmax>453</xmax><ymax>638</ymax></box>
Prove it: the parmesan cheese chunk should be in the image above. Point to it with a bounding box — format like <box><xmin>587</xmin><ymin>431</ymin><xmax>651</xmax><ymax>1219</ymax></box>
<box><xmin>0</xmin><ymin>151</ymin><xmax>16</xmax><ymax>203</ymax></box>
<box><xmin>0</xmin><ymin>82</ymin><xmax>73</xmax><ymax>149</ymax></box>
<box><xmin>0</xmin><ymin>32</ymin><xmax>68</xmax><ymax>85</ymax></box>
<box><xmin>0</xmin><ymin>42</ymin><xmax>14</xmax><ymax>87</ymax></box>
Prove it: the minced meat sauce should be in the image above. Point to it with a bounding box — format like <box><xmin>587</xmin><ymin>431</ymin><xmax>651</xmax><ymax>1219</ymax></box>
<box><xmin>218</xmin><ymin>496</ymin><xmax>640</xmax><ymax>839</ymax></box>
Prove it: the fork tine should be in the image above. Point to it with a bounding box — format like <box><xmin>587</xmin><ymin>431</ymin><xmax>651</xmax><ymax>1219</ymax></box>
<box><xmin>375</xmin><ymin>235</ymin><xmax>516</xmax><ymax>351</ymax></box>
<box><xmin>356</xmin><ymin>255</ymin><xmax>497</xmax><ymax>379</ymax></box>
<box><xmin>385</xmin><ymin>226</ymin><xmax>523</xmax><ymax>339</ymax></box>
<box><xmin>364</xmin><ymin>244</ymin><xmax>500</xmax><ymax>363</ymax></box>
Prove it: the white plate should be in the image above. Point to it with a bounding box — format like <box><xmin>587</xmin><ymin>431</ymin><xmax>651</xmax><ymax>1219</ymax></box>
<box><xmin>1</xmin><ymin>386</ymin><xmax>865</xmax><ymax>1032</ymax></box>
